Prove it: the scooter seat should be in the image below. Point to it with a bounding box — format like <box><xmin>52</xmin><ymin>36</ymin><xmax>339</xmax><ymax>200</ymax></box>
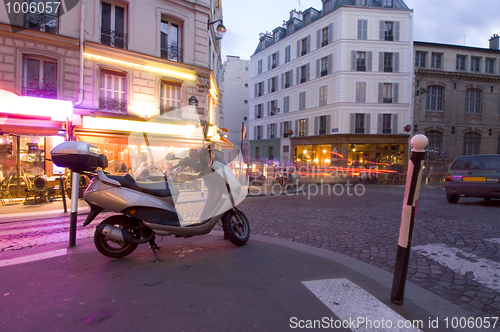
<box><xmin>107</xmin><ymin>174</ymin><xmax>180</xmax><ymax>198</ymax></box>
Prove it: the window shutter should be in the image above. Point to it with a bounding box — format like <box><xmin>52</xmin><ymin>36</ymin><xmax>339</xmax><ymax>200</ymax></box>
<box><xmin>326</xmin><ymin>114</ymin><xmax>331</xmax><ymax>134</ymax></box>
<box><xmin>295</xmin><ymin>120</ymin><xmax>299</xmax><ymax>135</ymax></box>
<box><xmin>379</xmin><ymin>52</ymin><xmax>384</xmax><ymax>72</ymax></box>
<box><xmin>365</xmin><ymin>114</ymin><xmax>371</xmax><ymax>134</ymax></box>
<box><xmin>296</xmin><ymin>67</ymin><xmax>300</xmax><ymax>85</ymax></box>
<box><xmin>281</xmin><ymin>73</ymin><xmax>284</xmax><ymax>89</ymax></box>
<box><xmin>379</xmin><ymin>20</ymin><xmax>385</xmax><ymax>40</ymax></box>
<box><xmin>393</xmin><ymin>83</ymin><xmax>399</xmax><ymax>103</ymax></box>
<box><xmin>394</xmin><ymin>52</ymin><xmax>400</xmax><ymax>72</ymax></box>
<box><xmin>276</xmin><ymin>51</ymin><xmax>280</xmax><ymax>67</ymax></box>
<box><xmin>275</xmin><ymin>76</ymin><xmax>278</xmax><ymax>91</ymax></box>
<box><xmin>351</xmin><ymin>50</ymin><xmax>357</xmax><ymax>71</ymax></box>
<box><xmin>297</xmin><ymin>40</ymin><xmax>300</xmax><ymax>58</ymax></box>
<box><xmin>254</xmin><ymin>126</ymin><xmax>257</xmax><ymax>140</ymax></box>
<box><xmin>392</xmin><ymin>114</ymin><xmax>398</xmax><ymax>134</ymax></box>
<box><xmin>284</xmin><ymin>96</ymin><xmax>289</xmax><ymax>113</ymax></box>
<box><xmin>328</xmin><ymin>54</ymin><xmax>333</xmax><ymax>74</ymax></box>
<box><xmin>267</xmin><ymin>124</ymin><xmax>270</xmax><ymax>138</ymax></box>
<box><xmin>290</xmin><ymin>70</ymin><xmax>293</xmax><ymax>87</ymax></box>
<box><xmin>378</xmin><ymin>83</ymin><xmax>383</xmax><ymax>103</ymax></box>
<box><xmin>305</xmin><ymin>118</ymin><xmax>309</xmax><ymax>136</ymax></box>
<box><xmin>267</xmin><ymin>101</ymin><xmax>270</xmax><ymax>116</ymax></box>
<box><xmin>357</xmin><ymin>19</ymin><xmax>362</xmax><ymax>39</ymax></box>
<box><xmin>268</xmin><ymin>55</ymin><xmax>271</xmax><ymax>71</ymax></box>
<box><xmin>255</xmin><ymin>105</ymin><xmax>258</xmax><ymax>118</ymax></box>
<box><xmin>268</xmin><ymin>78</ymin><xmax>271</xmax><ymax>93</ymax></box>
<box><xmin>316</xmin><ymin>59</ymin><xmax>320</xmax><ymax>78</ymax></box>
<box><xmin>377</xmin><ymin>114</ymin><xmax>383</xmax><ymax>134</ymax></box>
<box><xmin>367</xmin><ymin>51</ymin><xmax>372</xmax><ymax>71</ymax></box>
<box><xmin>316</xmin><ymin>30</ymin><xmax>321</xmax><ymax>49</ymax></box>
<box><xmin>314</xmin><ymin>116</ymin><xmax>319</xmax><ymax>135</ymax></box>
<box><xmin>307</xmin><ymin>34</ymin><xmax>311</xmax><ymax>53</ymax></box>
<box><xmin>255</xmin><ymin>84</ymin><xmax>258</xmax><ymax>98</ymax></box>
<box><xmin>328</xmin><ymin>23</ymin><xmax>333</xmax><ymax>43</ymax></box>
<box><xmin>280</xmin><ymin>122</ymin><xmax>283</xmax><ymax>137</ymax></box>
<box><xmin>350</xmin><ymin>113</ymin><xmax>355</xmax><ymax>133</ymax></box>
<box><xmin>362</xmin><ymin>20</ymin><xmax>367</xmax><ymax>40</ymax></box>
<box><xmin>394</xmin><ymin>21</ymin><xmax>400</xmax><ymax>41</ymax></box>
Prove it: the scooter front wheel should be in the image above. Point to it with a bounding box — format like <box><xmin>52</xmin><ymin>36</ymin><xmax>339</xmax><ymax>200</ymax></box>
<box><xmin>223</xmin><ymin>209</ymin><xmax>250</xmax><ymax>246</ymax></box>
<box><xmin>94</xmin><ymin>216</ymin><xmax>139</xmax><ymax>258</ymax></box>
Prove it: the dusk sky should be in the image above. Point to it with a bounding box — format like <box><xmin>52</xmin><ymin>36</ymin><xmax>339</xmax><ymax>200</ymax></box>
<box><xmin>219</xmin><ymin>0</ymin><xmax>500</xmax><ymax>62</ymax></box>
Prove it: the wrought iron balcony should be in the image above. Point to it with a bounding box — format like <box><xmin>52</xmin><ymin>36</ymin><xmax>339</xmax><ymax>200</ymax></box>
<box><xmin>24</xmin><ymin>12</ymin><xmax>58</xmax><ymax>34</ymax></box>
<box><xmin>161</xmin><ymin>43</ymin><xmax>182</xmax><ymax>63</ymax></box>
<box><xmin>357</xmin><ymin>65</ymin><xmax>366</xmax><ymax>71</ymax></box>
<box><xmin>383</xmin><ymin>97</ymin><xmax>393</xmax><ymax>103</ymax></box>
<box><xmin>22</xmin><ymin>86</ymin><xmax>57</xmax><ymax>99</ymax></box>
<box><xmin>301</xmin><ymin>49</ymin><xmax>307</xmax><ymax>56</ymax></box>
<box><xmin>99</xmin><ymin>97</ymin><xmax>127</xmax><ymax>114</ymax></box>
<box><xmin>322</xmin><ymin>40</ymin><xmax>328</xmax><ymax>47</ymax></box>
<box><xmin>300</xmin><ymin>77</ymin><xmax>306</xmax><ymax>83</ymax></box>
<box><xmin>100</xmin><ymin>28</ymin><xmax>128</xmax><ymax>50</ymax></box>
<box><xmin>284</xmin><ymin>83</ymin><xmax>290</xmax><ymax>88</ymax></box>
<box><xmin>321</xmin><ymin>70</ymin><xmax>328</xmax><ymax>77</ymax></box>
<box><xmin>384</xmin><ymin>66</ymin><xmax>393</xmax><ymax>72</ymax></box>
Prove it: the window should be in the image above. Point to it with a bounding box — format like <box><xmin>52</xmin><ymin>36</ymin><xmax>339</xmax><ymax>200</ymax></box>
<box><xmin>283</xmin><ymin>121</ymin><xmax>290</xmax><ymax>136</ymax></box>
<box><xmin>271</xmin><ymin>76</ymin><xmax>277</xmax><ymax>92</ymax></box>
<box><xmin>24</xmin><ymin>0</ymin><xmax>59</xmax><ymax>34</ymax></box>
<box><xmin>378</xmin><ymin>82</ymin><xmax>398</xmax><ymax>103</ymax></box>
<box><xmin>464</xmin><ymin>132</ymin><xmax>481</xmax><ymax>155</ymax></box>
<box><xmin>355</xmin><ymin>113</ymin><xmax>365</xmax><ymax>133</ymax></box>
<box><xmin>259</xmin><ymin>39</ymin><xmax>265</xmax><ymax>50</ymax></box>
<box><xmin>283</xmin><ymin>145</ymin><xmax>290</xmax><ymax>153</ymax></box>
<box><xmin>319</xmin><ymin>115</ymin><xmax>327</xmax><ymax>135</ymax></box>
<box><xmin>384</xmin><ymin>53</ymin><xmax>393</xmax><ymax>72</ymax></box>
<box><xmin>299</xmin><ymin>91</ymin><xmax>306</xmax><ymax>110</ymax></box>
<box><xmin>471</xmin><ymin>57</ymin><xmax>481</xmax><ymax>72</ymax></box>
<box><xmin>456</xmin><ymin>55</ymin><xmax>467</xmax><ymax>71</ymax></box>
<box><xmin>299</xmin><ymin>119</ymin><xmax>306</xmax><ymax>136</ymax></box>
<box><xmin>300</xmin><ymin>65</ymin><xmax>307</xmax><ymax>83</ymax></box>
<box><xmin>245</xmin><ymin>83</ymin><xmax>248</xmax><ymax>87</ymax></box>
<box><xmin>466</xmin><ymin>89</ymin><xmax>481</xmax><ymax>113</ymax></box>
<box><xmin>269</xmin><ymin>124</ymin><xmax>276</xmax><ymax>139</ymax></box>
<box><xmin>272</xmin><ymin>53</ymin><xmax>278</xmax><ymax>69</ymax></box>
<box><xmin>301</xmin><ymin>38</ymin><xmax>307</xmax><ymax>56</ymax></box>
<box><xmin>285</xmin><ymin>46</ymin><xmax>291</xmax><ymax>63</ymax></box>
<box><xmin>244</xmin><ymin>100</ymin><xmax>248</xmax><ymax>104</ymax></box>
<box><xmin>355</xmin><ymin>82</ymin><xmax>366</xmax><ymax>103</ymax></box>
<box><xmin>382</xmin><ymin>114</ymin><xmax>392</xmax><ymax>134</ymax></box>
<box><xmin>268</xmin><ymin>146</ymin><xmax>274</xmax><ymax>160</ymax></box>
<box><xmin>382</xmin><ymin>0</ymin><xmax>393</xmax><ymax>7</ymax></box>
<box><xmin>425</xmin><ymin>131</ymin><xmax>443</xmax><ymax>158</ymax></box>
<box><xmin>255</xmin><ymin>104</ymin><xmax>262</xmax><ymax>118</ymax></box>
<box><xmin>384</xmin><ymin>22</ymin><xmax>393</xmax><ymax>41</ymax></box>
<box><xmin>415</xmin><ymin>51</ymin><xmax>427</xmax><ymax>67</ymax></box>
<box><xmin>356</xmin><ymin>0</ymin><xmax>367</xmax><ymax>5</ymax></box>
<box><xmin>357</xmin><ymin>19</ymin><xmax>367</xmax><ymax>40</ymax></box>
<box><xmin>258</xmin><ymin>59</ymin><xmax>263</xmax><ymax>74</ymax></box>
<box><xmin>161</xmin><ymin>19</ymin><xmax>181</xmax><ymax>62</ymax></box>
<box><xmin>284</xmin><ymin>71</ymin><xmax>291</xmax><ymax>88</ymax></box>
<box><xmin>321</xmin><ymin>27</ymin><xmax>329</xmax><ymax>46</ymax></box>
<box><xmin>23</xmin><ymin>56</ymin><xmax>57</xmax><ymax>99</ymax></box>
<box><xmin>357</xmin><ymin>52</ymin><xmax>366</xmax><ymax>71</ymax></box>
<box><xmin>426</xmin><ymin>86</ymin><xmax>443</xmax><ymax>110</ymax></box>
<box><xmin>431</xmin><ymin>52</ymin><xmax>443</xmax><ymax>69</ymax></box>
<box><xmin>256</xmin><ymin>126</ymin><xmax>262</xmax><ymax>140</ymax></box>
<box><xmin>383</xmin><ymin>83</ymin><xmax>393</xmax><ymax>103</ymax></box>
<box><xmin>283</xmin><ymin>96</ymin><xmax>290</xmax><ymax>113</ymax></box>
<box><xmin>274</xmin><ymin>32</ymin><xmax>280</xmax><ymax>43</ymax></box>
<box><xmin>321</xmin><ymin>57</ymin><xmax>328</xmax><ymax>76</ymax></box>
<box><xmin>319</xmin><ymin>86</ymin><xmax>327</xmax><ymax>106</ymax></box>
<box><xmin>486</xmin><ymin>58</ymin><xmax>495</xmax><ymax>74</ymax></box>
<box><xmin>255</xmin><ymin>147</ymin><xmax>260</xmax><ymax>159</ymax></box>
<box><xmin>160</xmin><ymin>80</ymin><xmax>181</xmax><ymax>115</ymax></box>
<box><xmin>256</xmin><ymin>82</ymin><xmax>263</xmax><ymax>97</ymax></box>
<box><xmin>99</xmin><ymin>69</ymin><xmax>127</xmax><ymax>113</ymax></box>
<box><xmin>270</xmin><ymin>100</ymin><xmax>278</xmax><ymax>115</ymax></box>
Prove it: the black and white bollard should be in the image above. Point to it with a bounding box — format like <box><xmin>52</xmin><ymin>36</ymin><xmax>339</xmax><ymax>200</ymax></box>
<box><xmin>391</xmin><ymin>134</ymin><xmax>428</xmax><ymax>305</ymax></box>
<box><xmin>69</xmin><ymin>171</ymin><xmax>80</xmax><ymax>247</ymax></box>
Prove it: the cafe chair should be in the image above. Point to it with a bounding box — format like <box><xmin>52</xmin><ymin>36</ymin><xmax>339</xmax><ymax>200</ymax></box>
<box><xmin>33</xmin><ymin>176</ymin><xmax>49</xmax><ymax>203</ymax></box>
<box><xmin>23</xmin><ymin>174</ymin><xmax>37</xmax><ymax>204</ymax></box>
<box><xmin>0</xmin><ymin>174</ymin><xmax>14</xmax><ymax>205</ymax></box>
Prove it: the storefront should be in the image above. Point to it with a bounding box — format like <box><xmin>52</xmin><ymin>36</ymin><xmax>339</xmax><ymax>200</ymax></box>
<box><xmin>291</xmin><ymin>134</ymin><xmax>410</xmax><ymax>182</ymax></box>
<box><xmin>0</xmin><ymin>89</ymin><xmax>72</xmax><ymax>197</ymax></box>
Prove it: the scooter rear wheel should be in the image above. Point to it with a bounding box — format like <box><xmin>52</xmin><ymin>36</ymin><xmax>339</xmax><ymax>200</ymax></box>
<box><xmin>223</xmin><ymin>209</ymin><xmax>250</xmax><ymax>246</ymax></box>
<box><xmin>94</xmin><ymin>216</ymin><xmax>139</xmax><ymax>258</ymax></box>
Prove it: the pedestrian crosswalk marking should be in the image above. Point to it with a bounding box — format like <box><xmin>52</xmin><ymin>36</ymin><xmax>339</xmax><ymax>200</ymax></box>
<box><xmin>302</xmin><ymin>278</ymin><xmax>422</xmax><ymax>331</ymax></box>
<box><xmin>0</xmin><ymin>249</ymin><xmax>67</xmax><ymax>268</ymax></box>
<box><xmin>413</xmin><ymin>242</ymin><xmax>500</xmax><ymax>292</ymax></box>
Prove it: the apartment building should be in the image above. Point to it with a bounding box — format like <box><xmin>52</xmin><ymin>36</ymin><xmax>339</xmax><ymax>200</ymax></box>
<box><xmin>0</xmin><ymin>0</ymin><xmax>224</xmax><ymax>196</ymax></box>
<box><xmin>249</xmin><ymin>0</ymin><xmax>413</xmax><ymax>178</ymax></box>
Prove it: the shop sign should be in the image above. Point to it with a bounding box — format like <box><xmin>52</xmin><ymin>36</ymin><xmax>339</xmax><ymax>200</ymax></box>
<box><xmin>331</xmin><ymin>128</ymin><xmax>339</xmax><ymax>133</ymax></box>
<box><xmin>189</xmin><ymin>96</ymin><xmax>199</xmax><ymax>106</ymax></box>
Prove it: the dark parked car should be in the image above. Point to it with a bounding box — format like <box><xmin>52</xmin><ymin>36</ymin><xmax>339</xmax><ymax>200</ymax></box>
<box><xmin>444</xmin><ymin>154</ymin><xmax>500</xmax><ymax>203</ymax></box>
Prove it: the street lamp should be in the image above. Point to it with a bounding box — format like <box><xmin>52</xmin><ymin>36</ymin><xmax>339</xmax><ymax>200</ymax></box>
<box><xmin>207</xmin><ymin>19</ymin><xmax>226</xmax><ymax>35</ymax></box>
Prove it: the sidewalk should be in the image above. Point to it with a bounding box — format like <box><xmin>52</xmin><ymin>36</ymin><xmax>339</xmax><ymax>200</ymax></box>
<box><xmin>0</xmin><ymin>232</ymin><xmax>472</xmax><ymax>332</ymax></box>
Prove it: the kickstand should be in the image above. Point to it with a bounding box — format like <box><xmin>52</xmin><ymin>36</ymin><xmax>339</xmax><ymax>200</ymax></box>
<box><xmin>149</xmin><ymin>238</ymin><xmax>161</xmax><ymax>263</ymax></box>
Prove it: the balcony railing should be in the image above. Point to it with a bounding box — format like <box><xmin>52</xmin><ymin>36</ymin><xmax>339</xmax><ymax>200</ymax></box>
<box><xmin>321</xmin><ymin>70</ymin><xmax>328</xmax><ymax>77</ymax></box>
<box><xmin>384</xmin><ymin>66</ymin><xmax>393</xmax><ymax>72</ymax></box>
<box><xmin>357</xmin><ymin>65</ymin><xmax>366</xmax><ymax>71</ymax></box>
<box><xmin>22</xmin><ymin>87</ymin><xmax>57</xmax><ymax>99</ymax></box>
<box><xmin>99</xmin><ymin>97</ymin><xmax>127</xmax><ymax>114</ymax></box>
<box><xmin>301</xmin><ymin>49</ymin><xmax>307</xmax><ymax>56</ymax></box>
<box><xmin>272</xmin><ymin>63</ymin><xmax>276</xmax><ymax>69</ymax></box>
<box><xmin>322</xmin><ymin>40</ymin><xmax>328</xmax><ymax>47</ymax></box>
<box><xmin>24</xmin><ymin>12</ymin><xmax>58</xmax><ymax>34</ymax></box>
<box><xmin>385</xmin><ymin>35</ymin><xmax>394</xmax><ymax>41</ymax></box>
<box><xmin>284</xmin><ymin>83</ymin><xmax>290</xmax><ymax>88</ymax></box>
<box><xmin>300</xmin><ymin>77</ymin><xmax>306</xmax><ymax>83</ymax></box>
<box><xmin>100</xmin><ymin>28</ymin><xmax>128</xmax><ymax>50</ymax></box>
<box><xmin>161</xmin><ymin>43</ymin><xmax>182</xmax><ymax>63</ymax></box>
<box><xmin>271</xmin><ymin>88</ymin><xmax>275</xmax><ymax>93</ymax></box>
<box><xmin>383</xmin><ymin>97</ymin><xmax>393</xmax><ymax>103</ymax></box>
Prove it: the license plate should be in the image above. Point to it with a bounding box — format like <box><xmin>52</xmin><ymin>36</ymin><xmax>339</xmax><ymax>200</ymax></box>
<box><xmin>463</xmin><ymin>177</ymin><xmax>486</xmax><ymax>182</ymax></box>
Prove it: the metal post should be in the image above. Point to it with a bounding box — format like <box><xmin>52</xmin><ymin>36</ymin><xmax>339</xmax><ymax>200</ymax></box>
<box><xmin>69</xmin><ymin>171</ymin><xmax>80</xmax><ymax>247</ymax></box>
<box><xmin>59</xmin><ymin>172</ymin><xmax>67</xmax><ymax>213</ymax></box>
<box><xmin>391</xmin><ymin>134</ymin><xmax>428</xmax><ymax>305</ymax></box>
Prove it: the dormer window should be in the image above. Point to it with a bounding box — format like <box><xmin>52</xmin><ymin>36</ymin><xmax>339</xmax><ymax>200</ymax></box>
<box><xmin>382</xmin><ymin>0</ymin><xmax>393</xmax><ymax>7</ymax></box>
<box><xmin>260</xmin><ymin>39</ymin><xmax>265</xmax><ymax>50</ymax></box>
<box><xmin>356</xmin><ymin>0</ymin><xmax>367</xmax><ymax>5</ymax></box>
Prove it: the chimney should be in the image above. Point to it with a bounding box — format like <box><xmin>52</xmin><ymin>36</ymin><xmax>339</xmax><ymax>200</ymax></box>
<box><xmin>489</xmin><ymin>34</ymin><xmax>499</xmax><ymax>50</ymax></box>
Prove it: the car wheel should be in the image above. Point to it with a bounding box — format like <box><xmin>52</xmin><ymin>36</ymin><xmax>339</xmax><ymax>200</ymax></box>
<box><xmin>446</xmin><ymin>193</ymin><xmax>459</xmax><ymax>203</ymax></box>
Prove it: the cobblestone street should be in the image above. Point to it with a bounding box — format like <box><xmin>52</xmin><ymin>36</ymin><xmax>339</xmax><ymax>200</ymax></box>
<box><xmin>1</xmin><ymin>184</ymin><xmax>500</xmax><ymax>320</ymax></box>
